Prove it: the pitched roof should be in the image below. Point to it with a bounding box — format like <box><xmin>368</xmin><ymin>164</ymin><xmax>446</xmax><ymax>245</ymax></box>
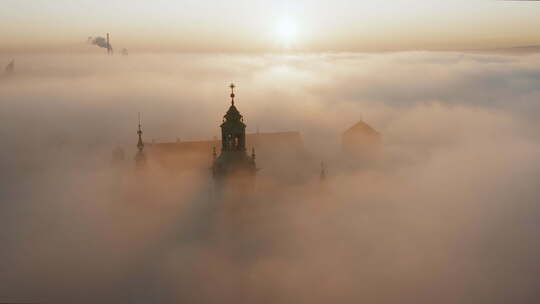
<box><xmin>147</xmin><ymin>131</ymin><xmax>305</xmax><ymax>157</ymax></box>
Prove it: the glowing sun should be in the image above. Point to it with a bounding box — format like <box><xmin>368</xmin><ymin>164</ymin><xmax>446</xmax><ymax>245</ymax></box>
<box><xmin>275</xmin><ymin>18</ymin><xmax>299</xmax><ymax>48</ymax></box>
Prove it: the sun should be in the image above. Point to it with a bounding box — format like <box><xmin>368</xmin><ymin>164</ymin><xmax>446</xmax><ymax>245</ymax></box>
<box><xmin>275</xmin><ymin>18</ymin><xmax>299</xmax><ymax>48</ymax></box>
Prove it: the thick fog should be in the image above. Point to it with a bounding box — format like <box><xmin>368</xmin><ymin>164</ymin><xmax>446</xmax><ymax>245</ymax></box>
<box><xmin>1</xmin><ymin>52</ymin><xmax>540</xmax><ymax>303</ymax></box>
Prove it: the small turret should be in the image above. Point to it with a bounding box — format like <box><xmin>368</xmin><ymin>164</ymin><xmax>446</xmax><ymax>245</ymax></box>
<box><xmin>135</xmin><ymin>113</ymin><xmax>146</xmax><ymax>167</ymax></box>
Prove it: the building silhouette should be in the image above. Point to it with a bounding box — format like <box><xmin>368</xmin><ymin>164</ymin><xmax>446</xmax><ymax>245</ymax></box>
<box><xmin>129</xmin><ymin>86</ymin><xmax>383</xmax><ymax>189</ymax></box>
<box><xmin>135</xmin><ymin>85</ymin><xmax>308</xmax><ymax>178</ymax></box>
<box><xmin>146</xmin><ymin>131</ymin><xmax>304</xmax><ymax>175</ymax></box>
<box><xmin>212</xmin><ymin>84</ymin><xmax>257</xmax><ymax>194</ymax></box>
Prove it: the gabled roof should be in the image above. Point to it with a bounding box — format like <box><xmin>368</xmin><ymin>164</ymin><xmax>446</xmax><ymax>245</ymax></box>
<box><xmin>144</xmin><ymin>131</ymin><xmax>308</xmax><ymax>174</ymax></box>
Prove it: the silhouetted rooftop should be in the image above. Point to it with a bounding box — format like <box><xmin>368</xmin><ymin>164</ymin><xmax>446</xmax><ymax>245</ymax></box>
<box><xmin>146</xmin><ymin>131</ymin><xmax>306</xmax><ymax>172</ymax></box>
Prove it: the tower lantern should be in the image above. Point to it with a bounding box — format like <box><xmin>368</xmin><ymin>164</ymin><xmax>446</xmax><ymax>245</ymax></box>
<box><xmin>212</xmin><ymin>84</ymin><xmax>257</xmax><ymax>193</ymax></box>
<box><xmin>220</xmin><ymin>83</ymin><xmax>246</xmax><ymax>152</ymax></box>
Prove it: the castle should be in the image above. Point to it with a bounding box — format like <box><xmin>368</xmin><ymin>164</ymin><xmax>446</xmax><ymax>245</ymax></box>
<box><xmin>131</xmin><ymin>84</ymin><xmax>381</xmax><ymax>189</ymax></box>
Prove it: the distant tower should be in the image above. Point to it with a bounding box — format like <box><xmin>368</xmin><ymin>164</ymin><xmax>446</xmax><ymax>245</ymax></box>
<box><xmin>212</xmin><ymin>84</ymin><xmax>257</xmax><ymax>194</ymax></box>
<box><xmin>135</xmin><ymin>113</ymin><xmax>146</xmax><ymax>167</ymax></box>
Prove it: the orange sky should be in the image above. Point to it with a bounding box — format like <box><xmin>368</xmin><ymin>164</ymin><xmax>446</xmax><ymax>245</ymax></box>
<box><xmin>1</xmin><ymin>0</ymin><xmax>540</xmax><ymax>52</ymax></box>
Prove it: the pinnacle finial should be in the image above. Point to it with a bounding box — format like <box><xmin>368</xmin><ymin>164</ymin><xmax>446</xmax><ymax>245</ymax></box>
<box><xmin>229</xmin><ymin>83</ymin><xmax>236</xmax><ymax>106</ymax></box>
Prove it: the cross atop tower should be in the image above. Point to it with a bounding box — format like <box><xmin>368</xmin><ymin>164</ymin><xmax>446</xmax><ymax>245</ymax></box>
<box><xmin>229</xmin><ymin>83</ymin><xmax>236</xmax><ymax>106</ymax></box>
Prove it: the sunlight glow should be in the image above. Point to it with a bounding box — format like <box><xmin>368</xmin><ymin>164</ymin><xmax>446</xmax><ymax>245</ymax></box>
<box><xmin>275</xmin><ymin>18</ymin><xmax>299</xmax><ymax>48</ymax></box>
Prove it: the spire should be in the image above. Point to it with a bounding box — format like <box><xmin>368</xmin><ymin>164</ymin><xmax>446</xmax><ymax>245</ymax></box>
<box><xmin>137</xmin><ymin>112</ymin><xmax>144</xmax><ymax>152</ymax></box>
<box><xmin>229</xmin><ymin>83</ymin><xmax>236</xmax><ymax>106</ymax></box>
<box><xmin>135</xmin><ymin>112</ymin><xmax>147</xmax><ymax>168</ymax></box>
<box><xmin>223</xmin><ymin>83</ymin><xmax>243</xmax><ymax>122</ymax></box>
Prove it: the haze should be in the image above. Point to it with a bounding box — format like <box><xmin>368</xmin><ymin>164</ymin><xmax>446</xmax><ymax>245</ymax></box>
<box><xmin>1</xmin><ymin>52</ymin><xmax>540</xmax><ymax>303</ymax></box>
<box><xmin>2</xmin><ymin>1</ymin><xmax>540</xmax><ymax>303</ymax></box>
<box><xmin>2</xmin><ymin>0</ymin><xmax>540</xmax><ymax>52</ymax></box>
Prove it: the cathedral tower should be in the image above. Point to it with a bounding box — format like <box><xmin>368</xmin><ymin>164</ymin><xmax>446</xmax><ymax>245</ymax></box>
<box><xmin>212</xmin><ymin>84</ymin><xmax>257</xmax><ymax>193</ymax></box>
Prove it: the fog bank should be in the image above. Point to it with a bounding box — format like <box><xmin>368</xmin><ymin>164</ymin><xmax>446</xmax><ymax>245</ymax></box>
<box><xmin>1</xmin><ymin>52</ymin><xmax>540</xmax><ymax>303</ymax></box>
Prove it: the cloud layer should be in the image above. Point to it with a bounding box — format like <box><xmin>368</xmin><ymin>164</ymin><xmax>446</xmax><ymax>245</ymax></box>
<box><xmin>1</xmin><ymin>52</ymin><xmax>540</xmax><ymax>303</ymax></box>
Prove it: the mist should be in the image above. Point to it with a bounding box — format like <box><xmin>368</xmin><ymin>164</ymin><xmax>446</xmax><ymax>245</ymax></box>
<box><xmin>1</xmin><ymin>52</ymin><xmax>540</xmax><ymax>303</ymax></box>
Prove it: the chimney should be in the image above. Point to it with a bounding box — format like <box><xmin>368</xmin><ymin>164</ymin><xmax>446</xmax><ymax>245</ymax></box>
<box><xmin>106</xmin><ymin>33</ymin><xmax>111</xmax><ymax>55</ymax></box>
